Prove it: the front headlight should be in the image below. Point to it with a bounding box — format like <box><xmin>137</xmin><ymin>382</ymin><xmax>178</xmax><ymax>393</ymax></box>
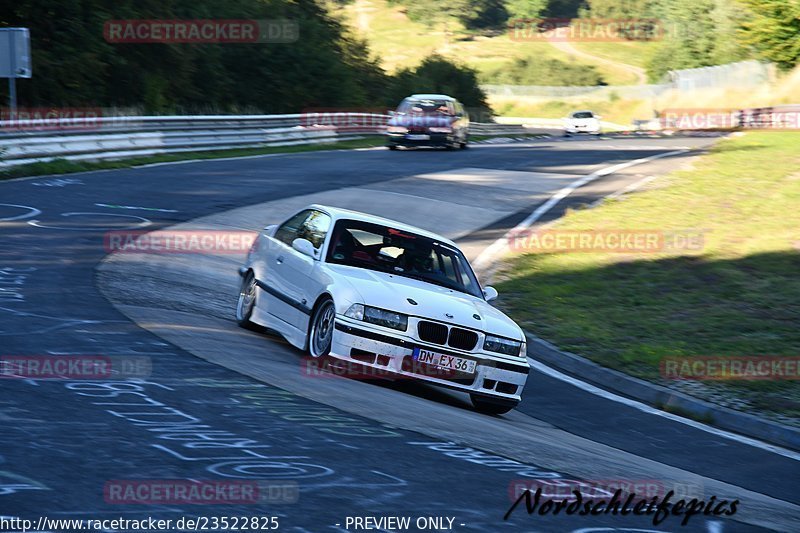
<box><xmin>344</xmin><ymin>303</ymin><xmax>365</xmax><ymax>321</ymax></box>
<box><xmin>484</xmin><ymin>335</ymin><xmax>523</xmax><ymax>356</ymax></box>
<box><xmin>387</xmin><ymin>126</ymin><xmax>408</xmax><ymax>133</ymax></box>
<box><xmin>344</xmin><ymin>304</ymin><xmax>408</xmax><ymax>331</ymax></box>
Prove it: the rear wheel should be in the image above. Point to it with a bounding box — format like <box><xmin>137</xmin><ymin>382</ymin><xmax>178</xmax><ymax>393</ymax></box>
<box><xmin>308</xmin><ymin>299</ymin><xmax>335</xmax><ymax>358</ymax></box>
<box><xmin>387</xmin><ymin>144</ymin><xmax>398</xmax><ymax>150</ymax></box>
<box><xmin>470</xmin><ymin>394</ymin><xmax>518</xmax><ymax>415</ymax></box>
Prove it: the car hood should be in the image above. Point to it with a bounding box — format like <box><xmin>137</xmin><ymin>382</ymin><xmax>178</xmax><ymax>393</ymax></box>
<box><xmin>328</xmin><ymin>264</ymin><xmax>523</xmax><ymax>340</ymax></box>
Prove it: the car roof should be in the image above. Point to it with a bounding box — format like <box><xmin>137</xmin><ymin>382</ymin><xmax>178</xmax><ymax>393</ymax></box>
<box><xmin>406</xmin><ymin>94</ymin><xmax>457</xmax><ymax>102</ymax></box>
<box><xmin>306</xmin><ymin>204</ymin><xmax>458</xmax><ymax>247</ymax></box>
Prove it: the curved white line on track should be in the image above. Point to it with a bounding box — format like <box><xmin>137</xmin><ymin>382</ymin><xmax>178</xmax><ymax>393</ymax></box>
<box><xmin>472</xmin><ymin>149</ymin><xmax>689</xmax><ymax>272</ymax></box>
<box><xmin>0</xmin><ymin>204</ymin><xmax>42</xmax><ymax>222</ymax></box>
<box><xmin>467</xmin><ymin>146</ymin><xmax>799</xmax><ymax>461</ymax></box>
<box><xmin>27</xmin><ymin>212</ymin><xmax>151</xmax><ymax>230</ymax></box>
<box><xmin>530</xmin><ymin>358</ymin><xmax>800</xmax><ymax>462</ymax></box>
<box><xmin>473</xmin><ymin>149</ymin><xmax>800</xmax><ymax>461</ymax></box>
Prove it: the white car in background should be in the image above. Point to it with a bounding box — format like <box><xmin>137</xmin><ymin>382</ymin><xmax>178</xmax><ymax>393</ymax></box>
<box><xmin>564</xmin><ymin>110</ymin><xmax>602</xmax><ymax>136</ymax></box>
<box><xmin>236</xmin><ymin>205</ymin><xmax>529</xmax><ymax>414</ymax></box>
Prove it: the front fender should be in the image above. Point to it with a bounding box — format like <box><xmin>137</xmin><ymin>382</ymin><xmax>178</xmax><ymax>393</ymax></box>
<box><xmin>318</xmin><ymin>266</ymin><xmax>365</xmax><ymax>314</ymax></box>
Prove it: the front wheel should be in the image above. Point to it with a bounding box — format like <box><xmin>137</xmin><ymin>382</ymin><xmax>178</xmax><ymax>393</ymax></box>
<box><xmin>236</xmin><ymin>270</ymin><xmax>258</xmax><ymax>330</ymax></box>
<box><xmin>308</xmin><ymin>299</ymin><xmax>336</xmax><ymax>358</ymax></box>
<box><xmin>470</xmin><ymin>394</ymin><xmax>518</xmax><ymax>415</ymax></box>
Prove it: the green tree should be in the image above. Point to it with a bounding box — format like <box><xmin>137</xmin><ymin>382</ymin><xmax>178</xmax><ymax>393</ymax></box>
<box><xmin>739</xmin><ymin>0</ymin><xmax>800</xmax><ymax>70</ymax></box>
<box><xmin>387</xmin><ymin>55</ymin><xmax>491</xmax><ymax>117</ymax></box>
<box><xmin>505</xmin><ymin>0</ymin><xmax>548</xmax><ymax>20</ymax></box>
<box><xmin>0</xmin><ymin>0</ymin><xmax>390</xmax><ymax>112</ymax></box>
<box><xmin>645</xmin><ymin>0</ymin><xmax>749</xmax><ymax>81</ymax></box>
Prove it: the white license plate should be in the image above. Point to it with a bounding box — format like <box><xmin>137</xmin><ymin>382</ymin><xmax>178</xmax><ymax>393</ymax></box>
<box><xmin>413</xmin><ymin>348</ymin><xmax>476</xmax><ymax>374</ymax></box>
<box><xmin>406</xmin><ymin>134</ymin><xmax>430</xmax><ymax>140</ymax></box>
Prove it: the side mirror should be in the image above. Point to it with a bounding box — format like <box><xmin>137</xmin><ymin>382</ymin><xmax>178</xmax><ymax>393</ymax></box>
<box><xmin>292</xmin><ymin>238</ymin><xmax>317</xmax><ymax>259</ymax></box>
<box><xmin>483</xmin><ymin>286</ymin><xmax>498</xmax><ymax>302</ymax></box>
<box><xmin>263</xmin><ymin>224</ymin><xmax>277</xmax><ymax>235</ymax></box>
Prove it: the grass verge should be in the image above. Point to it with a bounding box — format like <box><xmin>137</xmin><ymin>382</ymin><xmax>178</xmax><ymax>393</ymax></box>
<box><xmin>339</xmin><ymin>0</ymin><xmax>648</xmax><ymax>85</ymax></box>
<box><xmin>496</xmin><ymin>132</ymin><xmax>800</xmax><ymax>421</ymax></box>
<box><xmin>0</xmin><ymin>137</ymin><xmax>385</xmax><ymax>180</ymax></box>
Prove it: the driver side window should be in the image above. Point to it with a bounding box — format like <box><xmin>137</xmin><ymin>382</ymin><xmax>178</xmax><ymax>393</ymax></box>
<box><xmin>274</xmin><ymin>210</ymin><xmax>311</xmax><ymax>247</ymax></box>
<box><xmin>298</xmin><ymin>211</ymin><xmax>331</xmax><ymax>249</ymax></box>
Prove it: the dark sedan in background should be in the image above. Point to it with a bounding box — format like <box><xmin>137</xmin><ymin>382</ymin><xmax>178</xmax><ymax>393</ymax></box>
<box><xmin>386</xmin><ymin>94</ymin><xmax>469</xmax><ymax>150</ymax></box>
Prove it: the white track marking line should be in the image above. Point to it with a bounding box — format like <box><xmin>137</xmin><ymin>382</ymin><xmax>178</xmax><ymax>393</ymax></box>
<box><xmin>473</xmin><ymin>149</ymin><xmax>689</xmax><ymax>271</ymax></box>
<box><xmin>529</xmin><ymin>358</ymin><xmax>800</xmax><ymax>461</ymax></box>
<box><xmin>95</xmin><ymin>203</ymin><xmax>178</xmax><ymax>213</ymax></box>
<box><xmin>27</xmin><ymin>212</ymin><xmax>151</xmax><ymax>230</ymax></box>
<box><xmin>0</xmin><ymin>204</ymin><xmax>41</xmax><ymax>221</ymax></box>
<box><xmin>472</xmin><ymin>147</ymin><xmax>800</xmax><ymax>459</ymax></box>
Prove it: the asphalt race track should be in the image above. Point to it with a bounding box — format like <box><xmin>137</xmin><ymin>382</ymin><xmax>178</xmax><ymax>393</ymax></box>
<box><xmin>1</xmin><ymin>136</ymin><xmax>798</xmax><ymax>532</ymax></box>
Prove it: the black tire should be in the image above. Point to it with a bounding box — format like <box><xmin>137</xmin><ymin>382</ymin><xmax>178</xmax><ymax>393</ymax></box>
<box><xmin>308</xmin><ymin>298</ymin><xmax>335</xmax><ymax>358</ymax></box>
<box><xmin>387</xmin><ymin>144</ymin><xmax>398</xmax><ymax>150</ymax></box>
<box><xmin>235</xmin><ymin>270</ymin><xmax>259</xmax><ymax>330</ymax></box>
<box><xmin>459</xmin><ymin>140</ymin><xmax>468</xmax><ymax>149</ymax></box>
<box><xmin>470</xmin><ymin>394</ymin><xmax>518</xmax><ymax>415</ymax></box>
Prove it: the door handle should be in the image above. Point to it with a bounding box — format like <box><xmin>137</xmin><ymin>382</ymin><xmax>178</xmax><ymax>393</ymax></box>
<box><xmin>276</xmin><ymin>256</ymin><xmax>284</xmax><ymax>264</ymax></box>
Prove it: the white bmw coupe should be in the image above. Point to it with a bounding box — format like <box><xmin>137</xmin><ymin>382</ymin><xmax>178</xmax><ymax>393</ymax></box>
<box><xmin>236</xmin><ymin>205</ymin><xmax>529</xmax><ymax>414</ymax></box>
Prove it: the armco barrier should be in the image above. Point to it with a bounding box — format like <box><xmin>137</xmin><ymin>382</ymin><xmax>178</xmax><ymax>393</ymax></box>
<box><xmin>0</xmin><ymin>114</ymin><xmax>554</xmax><ymax>168</ymax></box>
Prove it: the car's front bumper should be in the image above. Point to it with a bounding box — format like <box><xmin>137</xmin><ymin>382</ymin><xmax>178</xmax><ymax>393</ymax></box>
<box><xmin>330</xmin><ymin>316</ymin><xmax>529</xmax><ymax>402</ymax></box>
<box><xmin>565</xmin><ymin>126</ymin><xmax>600</xmax><ymax>134</ymax></box>
<box><xmin>386</xmin><ymin>132</ymin><xmax>454</xmax><ymax>147</ymax></box>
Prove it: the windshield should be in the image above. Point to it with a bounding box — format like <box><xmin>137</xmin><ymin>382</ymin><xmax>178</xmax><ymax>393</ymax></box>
<box><xmin>396</xmin><ymin>99</ymin><xmax>454</xmax><ymax>116</ymax></box>
<box><xmin>571</xmin><ymin>111</ymin><xmax>595</xmax><ymax>119</ymax></box>
<box><xmin>326</xmin><ymin>219</ymin><xmax>482</xmax><ymax>298</ymax></box>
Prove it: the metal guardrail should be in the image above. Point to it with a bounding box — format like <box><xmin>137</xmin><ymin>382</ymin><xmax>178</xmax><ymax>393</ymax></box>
<box><xmin>495</xmin><ymin>116</ymin><xmax>630</xmax><ymax>131</ymax></box>
<box><xmin>0</xmin><ymin>114</ymin><xmax>554</xmax><ymax>168</ymax></box>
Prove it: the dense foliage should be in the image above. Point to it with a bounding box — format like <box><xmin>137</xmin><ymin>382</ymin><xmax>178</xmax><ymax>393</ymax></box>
<box><xmin>387</xmin><ymin>56</ymin><xmax>491</xmax><ymax>117</ymax></box>
<box><xmin>386</xmin><ymin>0</ymin><xmax>798</xmax><ymax>81</ymax></box>
<box><xmin>0</xmin><ymin>0</ymin><xmax>489</xmax><ymax>114</ymax></box>
<box><xmin>739</xmin><ymin>0</ymin><xmax>800</xmax><ymax>71</ymax></box>
<box><xmin>484</xmin><ymin>56</ymin><xmax>606</xmax><ymax>86</ymax></box>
